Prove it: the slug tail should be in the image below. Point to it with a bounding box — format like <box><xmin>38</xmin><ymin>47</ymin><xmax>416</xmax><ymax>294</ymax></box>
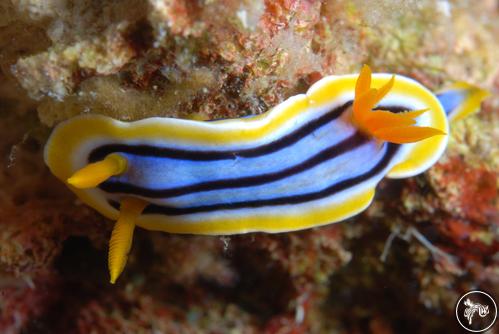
<box><xmin>437</xmin><ymin>82</ymin><xmax>490</xmax><ymax>122</ymax></box>
<box><xmin>108</xmin><ymin>198</ymin><xmax>147</xmax><ymax>284</ymax></box>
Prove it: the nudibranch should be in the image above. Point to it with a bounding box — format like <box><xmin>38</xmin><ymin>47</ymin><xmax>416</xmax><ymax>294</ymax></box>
<box><xmin>44</xmin><ymin>66</ymin><xmax>488</xmax><ymax>283</ymax></box>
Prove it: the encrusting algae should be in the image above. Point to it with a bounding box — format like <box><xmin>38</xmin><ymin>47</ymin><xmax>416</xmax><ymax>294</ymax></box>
<box><xmin>0</xmin><ymin>0</ymin><xmax>497</xmax><ymax>332</ymax></box>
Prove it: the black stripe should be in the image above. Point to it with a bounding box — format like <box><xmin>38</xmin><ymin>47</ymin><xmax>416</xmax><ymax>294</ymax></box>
<box><xmin>99</xmin><ymin>132</ymin><xmax>369</xmax><ymax>198</ymax></box>
<box><xmin>88</xmin><ymin>101</ymin><xmax>352</xmax><ymax>162</ymax></box>
<box><xmin>109</xmin><ymin>143</ymin><xmax>399</xmax><ymax>215</ymax></box>
<box><xmin>373</xmin><ymin>106</ymin><xmax>408</xmax><ymax>113</ymax></box>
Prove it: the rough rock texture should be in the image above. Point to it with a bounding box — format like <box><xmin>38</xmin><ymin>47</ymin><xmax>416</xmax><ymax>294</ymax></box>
<box><xmin>0</xmin><ymin>0</ymin><xmax>498</xmax><ymax>333</ymax></box>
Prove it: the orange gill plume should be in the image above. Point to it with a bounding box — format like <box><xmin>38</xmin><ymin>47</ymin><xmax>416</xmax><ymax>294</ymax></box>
<box><xmin>352</xmin><ymin>65</ymin><xmax>446</xmax><ymax>144</ymax></box>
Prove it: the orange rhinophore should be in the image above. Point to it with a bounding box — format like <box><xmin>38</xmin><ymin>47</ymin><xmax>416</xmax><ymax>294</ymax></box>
<box><xmin>353</xmin><ymin>65</ymin><xmax>446</xmax><ymax>144</ymax></box>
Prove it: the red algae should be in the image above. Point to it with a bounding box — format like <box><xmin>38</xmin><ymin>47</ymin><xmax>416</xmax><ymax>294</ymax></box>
<box><xmin>434</xmin><ymin>156</ymin><xmax>497</xmax><ymax>224</ymax></box>
<box><xmin>0</xmin><ymin>272</ymin><xmax>59</xmax><ymax>334</ymax></box>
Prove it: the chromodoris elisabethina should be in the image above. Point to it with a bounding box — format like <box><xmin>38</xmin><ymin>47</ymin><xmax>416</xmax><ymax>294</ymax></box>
<box><xmin>44</xmin><ymin>65</ymin><xmax>488</xmax><ymax>283</ymax></box>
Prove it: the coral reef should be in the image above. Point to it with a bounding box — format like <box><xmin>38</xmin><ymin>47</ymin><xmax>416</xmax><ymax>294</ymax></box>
<box><xmin>0</xmin><ymin>0</ymin><xmax>497</xmax><ymax>333</ymax></box>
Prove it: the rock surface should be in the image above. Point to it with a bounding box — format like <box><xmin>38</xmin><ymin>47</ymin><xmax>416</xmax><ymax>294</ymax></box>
<box><xmin>0</xmin><ymin>1</ymin><xmax>497</xmax><ymax>333</ymax></box>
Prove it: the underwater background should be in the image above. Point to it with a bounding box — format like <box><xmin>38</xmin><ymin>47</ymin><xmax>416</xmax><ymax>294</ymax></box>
<box><xmin>0</xmin><ymin>0</ymin><xmax>497</xmax><ymax>333</ymax></box>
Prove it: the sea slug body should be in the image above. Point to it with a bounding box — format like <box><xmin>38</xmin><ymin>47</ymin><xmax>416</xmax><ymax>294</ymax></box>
<box><xmin>44</xmin><ymin>66</ymin><xmax>488</xmax><ymax>283</ymax></box>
